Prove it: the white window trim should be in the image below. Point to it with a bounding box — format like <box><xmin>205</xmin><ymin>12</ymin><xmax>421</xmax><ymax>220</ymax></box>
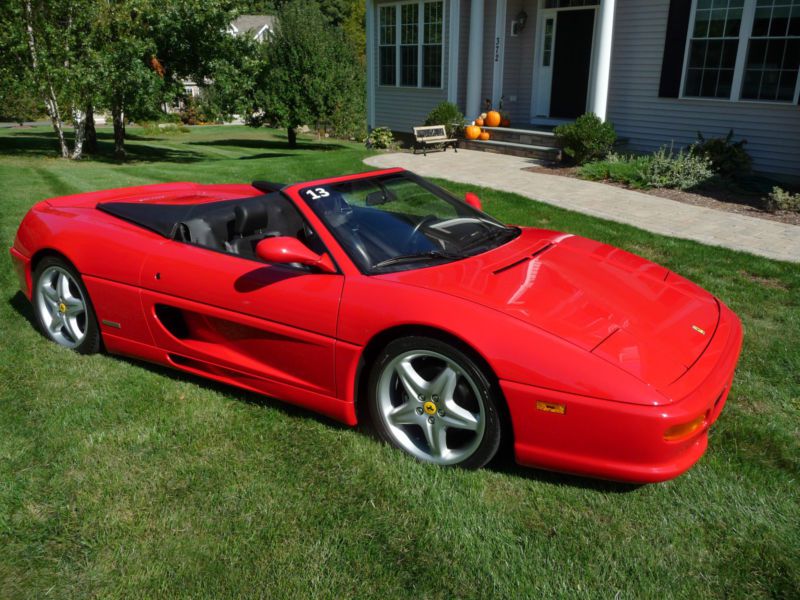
<box><xmin>680</xmin><ymin>0</ymin><xmax>800</xmax><ymax>105</ymax></box>
<box><xmin>377</xmin><ymin>0</ymin><xmax>446</xmax><ymax>90</ymax></box>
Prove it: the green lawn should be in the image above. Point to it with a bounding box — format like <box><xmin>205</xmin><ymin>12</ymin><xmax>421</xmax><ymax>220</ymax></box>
<box><xmin>1</xmin><ymin>125</ymin><xmax>798</xmax><ymax>598</ymax></box>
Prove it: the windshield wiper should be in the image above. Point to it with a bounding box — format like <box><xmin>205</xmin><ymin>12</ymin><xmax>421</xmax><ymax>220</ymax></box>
<box><xmin>371</xmin><ymin>250</ymin><xmax>459</xmax><ymax>271</ymax></box>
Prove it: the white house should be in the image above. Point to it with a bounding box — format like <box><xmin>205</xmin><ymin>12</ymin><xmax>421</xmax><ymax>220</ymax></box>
<box><xmin>227</xmin><ymin>14</ymin><xmax>277</xmax><ymax>42</ymax></box>
<box><xmin>365</xmin><ymin>0</ymin><xmax>800</xmax><ymax>176</ymax></box>
<box><xmin>183</xmin><ymin>14</ymin><xmax>276</xmax><ymax>99</ymax></box>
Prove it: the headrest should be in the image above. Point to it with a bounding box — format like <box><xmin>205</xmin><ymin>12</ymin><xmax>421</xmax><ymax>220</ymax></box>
<box><xmin>234</xmin><ymin>198</ymin><xmax>270</xmax><ymax>235</ymax></box>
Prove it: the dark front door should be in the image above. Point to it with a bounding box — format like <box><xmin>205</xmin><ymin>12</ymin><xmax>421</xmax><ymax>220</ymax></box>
<box><xmin>550</xmin><ymin>9</ymin><xmax>595</xmax><ymax>119</ymax></box>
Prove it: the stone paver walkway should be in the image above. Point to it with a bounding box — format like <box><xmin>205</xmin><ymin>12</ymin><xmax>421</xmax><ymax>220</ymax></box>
<box><xmin>364</xmin><ymin>150</ymin><xmax>799</xmax><ymax>263</ymax></box>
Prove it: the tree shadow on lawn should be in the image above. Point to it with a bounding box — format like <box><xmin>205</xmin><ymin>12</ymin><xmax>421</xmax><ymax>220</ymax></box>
<box><xmin>0</xmin><ymin>130</ymin><xmax>206</xmax><ymax>164</ymax></box>
<box><xmin>8</xmin><ymin>290</ymin><xmax>638</xmax><ymax>492</ymax></box>
<box><xmin>188</xmin><ymin>137</ymin><xmax>349</xmax><ymax>153</ymax></box>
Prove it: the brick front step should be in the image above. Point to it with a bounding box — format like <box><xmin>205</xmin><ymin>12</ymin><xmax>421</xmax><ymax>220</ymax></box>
<box><xmin>480</xmin><ymin>126</ymin><xmax>560</xmax><ymax>149</ymax></box>
<box><xmin>461</xmin><ymin>138</ymin><xmax>561</xmax><ymax>162</ymax></box>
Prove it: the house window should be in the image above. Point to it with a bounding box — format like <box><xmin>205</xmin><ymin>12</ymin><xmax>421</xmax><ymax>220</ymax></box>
<box><xmin>379</xmin><ymin>5</ymin><xmax>396</xmax><ymax>86</ymax></box>
<box><xmin>682</xmin><ymin>0</ymin><xmax>800</xmax><ymax>102</ymax></box>
<box><xmin>400</xmin><ymin>3</ymin><xmax>419</xmax><ymax>86</ymax></box>
<box><xmin>741</xmin><ymin>0</ymin><xmax>800</xmax><ymax>101</ymax></box>
<box><xmin>684</xmin><ymin>0</ymin><xmax>743</xmax><ymax>98</ymax></box>
<box><xmin>377</xmin><ymin>0</ymin><xmax>444</xmax><ymax>88</ymax></box>
<box><xmin>422</xmin><ymin>1</ymin><xmax>443</xmax><ymax>87</ymax></box>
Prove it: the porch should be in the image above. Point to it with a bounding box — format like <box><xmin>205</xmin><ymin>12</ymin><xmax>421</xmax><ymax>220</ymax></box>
<box><xmin>366</xmin><ymin>0</ymin><xmax>617</xmax><ymax>132</ymax></box>
<box><xmin>463</xmin><ymin>0</ymin><xmax>616</xmax><ymax>127</ymax></box>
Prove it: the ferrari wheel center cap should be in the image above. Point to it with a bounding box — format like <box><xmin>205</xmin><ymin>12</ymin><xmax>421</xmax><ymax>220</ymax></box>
<box><xmin>423</xmin><ymin>401</ymin><xmax>437</xmax><ymax>415</ymax></box>
<box><xmin>58</xmin><ymin>302</ymin><xmax>67</xmax><ymax>314</ymax></box>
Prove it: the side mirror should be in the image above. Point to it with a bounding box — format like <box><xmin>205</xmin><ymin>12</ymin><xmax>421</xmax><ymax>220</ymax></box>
<box><xmin>255</xmin><ymin>237</ymin><xmax>337</xmax><ymax>273</ymax></box>
<box><xmin>465</xmin><ymin>192</ymin><xmax>483</xmax><ymax>211</ymax></box>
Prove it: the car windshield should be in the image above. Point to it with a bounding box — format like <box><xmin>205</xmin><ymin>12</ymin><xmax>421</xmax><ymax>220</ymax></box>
<box><xmin>299</xmin><ymin>172</ymin><xmax>519</xmax><ymax>273</ymax></box>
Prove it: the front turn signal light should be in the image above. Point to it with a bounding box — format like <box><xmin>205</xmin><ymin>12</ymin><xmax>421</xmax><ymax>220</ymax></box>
<box><xmin>664</xmin><ymin>414</ymin><xmax>706</xmax><ymax>442</ymax></box>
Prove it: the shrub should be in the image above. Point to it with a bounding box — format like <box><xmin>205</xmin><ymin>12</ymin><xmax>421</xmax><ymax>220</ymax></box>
<box><xmin>424</xmin><ymin>101</ymin><xmax>465</xmax><ymax>137</ymax></box>
<box><xmin>139</xmin><ymin>121</ymin><xmax>190</xmax><ymax>136</ymax></box>
<box><xmin>639</xmin><ymin>146</ymin><xmax>714</xmax><ymax>190</ymax></box>
<box><xmin>690</xmin><ymin>130</ymin><xmax>752</xmax><ymax>178</ymax></box>
<box><xmin>179</xmin><ymin>96</ymin><xmax>205</xmax><ymax>125</ymax></box>
<box><xmin>554</xmin><ymin>113</ymin><xmax>617</xmax><ymax>165</ymax></box>
<box><xmin>366</xmin><ymin>127</ymin><xmax>395</xmax><ymax>150</ymax></box>
<box><xmin>765</xmin><ymin>186</ymin><xmax>800</xmax><ymax>213</ymax></box>
<box><xmin>579</xmin><ymin>154</ymin><xmax>650</xmax><ymax>188</ymax></box>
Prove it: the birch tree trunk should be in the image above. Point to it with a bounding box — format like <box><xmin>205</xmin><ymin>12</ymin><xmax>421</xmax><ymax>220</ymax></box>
<box><xmin>45</xmin><ymin>92</ymin><xmax>69</xmax><ymax>158</ymax></box>
<box><xmin>24</xmin><ymin>0</ymin><xmax>70</xmax><ymax>158</ymax></box>
<box><xmin>71</xmin><ymin>108</ymin><xmax>86</xmax><ymax>160</ymax></box>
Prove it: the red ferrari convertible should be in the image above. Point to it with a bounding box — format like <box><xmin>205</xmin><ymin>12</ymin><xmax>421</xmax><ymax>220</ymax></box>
<box><xmin>10</xmin><ymin>168</ymin><xmax>742</xmax><ymax>482</ymax></box>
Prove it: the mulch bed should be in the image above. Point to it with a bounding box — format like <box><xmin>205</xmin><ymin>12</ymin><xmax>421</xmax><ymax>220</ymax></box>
<box><xmin>526</xmin><ymin>165</ymin><xmax>800</xmax><ymax>227</ymax></box>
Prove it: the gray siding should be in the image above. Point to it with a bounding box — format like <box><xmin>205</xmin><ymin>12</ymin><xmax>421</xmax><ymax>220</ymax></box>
<box><xmin>373</xmin><ymin>0</ymin><xmax>450</xmax><ymax>132</ymax></box>
<box><xmin>607</xmin><ymin>0</ymin><xmax>800</xmax><ymax>176</ymax></box>
<box><xmin>501</xmin><ymin>0</ymin><xmax>537</xmax><ymax>124</ymax></box>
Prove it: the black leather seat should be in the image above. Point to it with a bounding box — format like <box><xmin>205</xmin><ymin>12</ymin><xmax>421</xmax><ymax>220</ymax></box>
<box><xmin>228</xmin><ymin>198</ymin><xmax>275</xmax><ymax>257</ymax></box>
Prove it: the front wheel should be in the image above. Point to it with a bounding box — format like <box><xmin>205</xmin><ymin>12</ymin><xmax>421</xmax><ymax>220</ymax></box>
<box><xmin>367</xmin><ymin>336</ymin><xmax>502</xmax><ymax>468</ymax></box>
<box><xmin>32</xmin><ymin>256</ymin><xmax>100</xmax><ymax>354</ymax></box>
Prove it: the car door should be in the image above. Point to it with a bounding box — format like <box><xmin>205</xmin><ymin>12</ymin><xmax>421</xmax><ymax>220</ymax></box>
<box><xmin>138</xmin><ymin>238</ymin><xmax>344</xmax><ymax>408</ymax></box>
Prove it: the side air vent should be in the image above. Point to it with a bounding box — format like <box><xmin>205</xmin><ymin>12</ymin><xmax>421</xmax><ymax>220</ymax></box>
<box><xmin>154</xmin><ymin>304</ymin><xmax>190</xmax><ymax>339</ymax></box>
<box><xmin>531</xmin><ymin>243</ymin><xmax>554</xmax><ymax>258</ymax></box>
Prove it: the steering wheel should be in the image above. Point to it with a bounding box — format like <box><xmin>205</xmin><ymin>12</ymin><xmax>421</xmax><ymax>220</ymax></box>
<box><xmin>404</xmin><ymin>214</ymin><xmax>439</xmax><ymax>251</ymax></box>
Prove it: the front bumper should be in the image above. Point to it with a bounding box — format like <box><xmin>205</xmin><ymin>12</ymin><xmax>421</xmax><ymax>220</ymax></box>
<box><xmin>503</xmin><ymin>303</ymin><xmax>743</xmax><ymax>483</ymax></box>
<box><xmin>9</xmin><ymin>247</ymin><xmax>32</xmax><ymax>299</ymax></box>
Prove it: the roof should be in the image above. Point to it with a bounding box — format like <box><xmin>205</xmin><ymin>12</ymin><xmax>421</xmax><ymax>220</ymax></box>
<box><xmin>229</xmin><ymin>14</ymin><xmax>275</xmax><ymax>39</ymax></box>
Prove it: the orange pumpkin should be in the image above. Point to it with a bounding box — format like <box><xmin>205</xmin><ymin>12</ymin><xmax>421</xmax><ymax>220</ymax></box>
<box><xmin>479</xmin><ymin>131</ymin><xmax>490</xmax><ymax>141</ymax></box>
<box><xmin>501</xmin><ymin>118</ymin><xmax>511</xmax><ymax>127</ymax></box>
<box><xmin>464</xmin><ymin>125</ymin><xmax>481</xmax><ymax>140</ymax></box>
<box><xmin>475</xmin><ymin>117</ymin><xmax>484</xmax><ymax>127</ymax></box>
<box><xmin>485</xmin><ymin>111</ymin><xmax>501</xmax><ymax>127</ymax></box>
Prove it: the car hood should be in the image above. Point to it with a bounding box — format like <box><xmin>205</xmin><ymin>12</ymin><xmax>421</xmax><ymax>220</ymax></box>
<box><xmin>382</xmin><ymin>228</ymin><xmax>719</xmax><ymax>392</ymax></box>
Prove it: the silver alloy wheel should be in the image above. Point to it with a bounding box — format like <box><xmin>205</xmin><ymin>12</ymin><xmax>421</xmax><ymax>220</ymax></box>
<box><xmin>34</xmin><ymin>266</ymin><xmax>87</xmax><ymax>348</ymax></box>
<box><xmin>376</xmin><ymin>349</ymin><xmax>486</xmax><ymax>465</ymax></box>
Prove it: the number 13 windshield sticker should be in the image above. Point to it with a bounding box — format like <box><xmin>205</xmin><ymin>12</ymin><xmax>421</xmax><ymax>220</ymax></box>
<box><xmin>304</xmin><ymin>187</ymin><xmax>330</xmax><ymax>200</ymax></box>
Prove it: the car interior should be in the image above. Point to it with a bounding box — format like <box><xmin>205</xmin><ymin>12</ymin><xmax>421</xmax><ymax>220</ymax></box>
<box><xmin>98</xmin><ymin>184</ymin><xmax>326</xmax><ymax>262</ymax></box>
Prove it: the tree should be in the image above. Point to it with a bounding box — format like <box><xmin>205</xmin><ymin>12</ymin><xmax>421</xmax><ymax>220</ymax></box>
<box><xmin>248</xmin><ymin>0</ymin><xmax>363</xmax><ymax>147</ymax></box>
<box><xmin>0</xmin><ymin>0</ymin><xmax>247</xmax><ymax>160</ymax></box>
<box><xmin>0</xmin><ymin>73</ymin><xmax>43</xmax><ymax>124</ymax></box>
<box><xmin>0</xmin><ymin>0</ymin><xmax>98</xmax><ymax>159</ymax></box>
<box><xmin>91</xmin><ymin>0</ymin><xmax>241</xmax><ymax>159</ymax></box>
<box><xmin>341</xmin><ymin>0</ymin><xmax>366</xmax><ymax>64</ymax></box>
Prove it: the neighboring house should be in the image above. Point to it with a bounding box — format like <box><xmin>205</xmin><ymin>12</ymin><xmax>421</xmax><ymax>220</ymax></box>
<box><xmin>182</xmin><ymin>14</ymin><xmax>276</xmax><ymax>99</ymax></box>
<box><xmin>228</xmin><ymin>13</ymin><xmax>277</xmax><ymax>42</ymax></box>
<box><xmin>365</xmin><ymin>0</ymin><xmax>800</xmax><ymax>176</ymax></box>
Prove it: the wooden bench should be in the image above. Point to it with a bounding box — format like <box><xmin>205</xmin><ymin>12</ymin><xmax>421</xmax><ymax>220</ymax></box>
<box><xmin>412</xmin><ymin>125</ymin><xmax>458</xmax><ymax>156</ymax></box>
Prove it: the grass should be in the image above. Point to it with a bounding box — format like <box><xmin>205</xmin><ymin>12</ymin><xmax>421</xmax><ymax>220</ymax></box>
<box><xmin>1</xmin><ymin>125</ymin><xmax>798</xmax><ymax>598</ymax></box>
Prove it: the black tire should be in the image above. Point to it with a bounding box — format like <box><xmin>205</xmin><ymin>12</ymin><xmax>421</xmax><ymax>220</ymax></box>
<box><xmin>32</xmin><ymin>256</ymin><xmax>101</xmax><ymax>354</ymax></box>
<box><xmin>367</xmin><ymin>335</ymin><xmax>502</xmax><ymax>469</ymax></box>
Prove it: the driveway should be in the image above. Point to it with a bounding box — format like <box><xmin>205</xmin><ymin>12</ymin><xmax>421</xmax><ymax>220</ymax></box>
<box><xmin>365</xmin><ymin>150</ymin><xmax>799</xmax><ymax>263</ymax></box>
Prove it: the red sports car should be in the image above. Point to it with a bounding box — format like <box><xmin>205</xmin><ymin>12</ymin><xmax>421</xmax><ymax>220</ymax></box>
<box><xmin>10</xmin><ymin>168</ymin><xmax>742</xmax><ymax>482</ymax></box>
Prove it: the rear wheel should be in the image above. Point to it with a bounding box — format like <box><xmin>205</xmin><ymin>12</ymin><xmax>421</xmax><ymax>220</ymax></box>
<box><xmin>32</xmin><ymin>256</ymin><xmax>100</xmax><ymax>354</ymax></box>
<box><xmin>368</xmin><ymin>336</ymin><xmax>502</xmax><ymax>468</ymax></box>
